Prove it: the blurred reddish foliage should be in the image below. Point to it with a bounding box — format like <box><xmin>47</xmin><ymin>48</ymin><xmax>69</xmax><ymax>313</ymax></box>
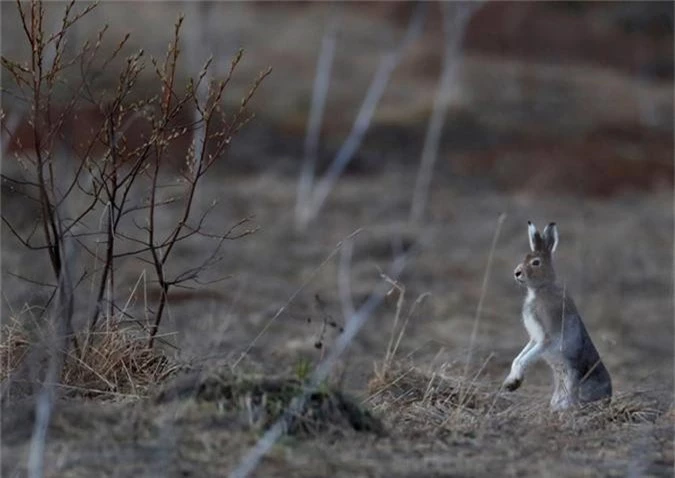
<box><xmin>366</xmin><ymin>1</ymin><xmax>672</xmax><ymax>80</ymax></box>
<box><xmin>455</xmin><ymin>125</ymin><xmax>673</xmax><ymax>197</ymax></box>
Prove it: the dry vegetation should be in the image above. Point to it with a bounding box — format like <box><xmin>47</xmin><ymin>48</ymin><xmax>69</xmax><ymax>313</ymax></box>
<box><xmin>1</xmin><ymin>313</ymin><xmax>175</xmax><ymax>399</ymax></box>
<box><xmin>1</xmin><ymin>0</ymin><xmax>266</xmax><ymax>397</ymax></box>
<box><xmin>2</xmin><ymin>1</ymin><xmax>674</xmax><ymax>477</ymax></box>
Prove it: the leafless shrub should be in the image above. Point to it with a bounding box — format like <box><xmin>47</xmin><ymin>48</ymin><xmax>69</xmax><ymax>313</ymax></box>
<box><xmin>1</xmin><ymin>0</ymin><xmax>269</xmax><ymax>368</ymax></box>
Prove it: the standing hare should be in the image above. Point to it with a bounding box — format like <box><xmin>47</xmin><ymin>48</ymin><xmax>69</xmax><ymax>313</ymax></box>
<box><xmin>503</xmin><ymin>221</ymin><xmax>612</xmax><ymax>410</ymax></box>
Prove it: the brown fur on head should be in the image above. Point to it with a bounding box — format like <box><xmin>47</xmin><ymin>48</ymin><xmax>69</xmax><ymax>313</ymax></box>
<box><xmin>514</xmin><ymin>221</ymin><xmax>559</xmax><ymax>289</ymax></box>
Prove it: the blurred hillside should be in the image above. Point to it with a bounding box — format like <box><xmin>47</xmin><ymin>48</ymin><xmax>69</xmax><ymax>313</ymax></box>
<box><xmin>2</xmin><ymin>1</ymin><xmax>673</xmax><ymax>195</ymax></box>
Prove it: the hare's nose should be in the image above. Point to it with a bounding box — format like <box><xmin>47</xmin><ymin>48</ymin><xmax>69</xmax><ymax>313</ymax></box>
<box><xmin>514</xmin><ymin>267</ymin><xmax>522</xmax><ymax>278</ymax></box>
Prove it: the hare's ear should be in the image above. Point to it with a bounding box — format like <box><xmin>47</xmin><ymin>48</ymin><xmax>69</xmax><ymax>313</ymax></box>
<box><xmin>528</xmin><ymin>221</ymin><xmax>543</xmax><ymax>252</ymax></box>
<box><xmin>542</xmin><ymin>222</ymin><xmax>559</xmax><ymax>253</ymax></box>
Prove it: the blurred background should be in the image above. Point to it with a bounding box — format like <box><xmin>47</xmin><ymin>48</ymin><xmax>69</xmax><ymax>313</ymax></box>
<box><xmin>1</xmin><ymin>1</ymin><xmax>673</xmax><ymax>391</ymax></box>
<box><xmin>3</xmin><ymin>2</ymin><xmax>673</xmax><ymax>188</ymax></box>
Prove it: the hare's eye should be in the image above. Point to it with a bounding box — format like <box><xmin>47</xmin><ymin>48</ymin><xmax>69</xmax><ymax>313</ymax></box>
<box><xmin>531</xmin><ymin>259</ymin><xmax>541</xmax><ymax>267</ymax></box>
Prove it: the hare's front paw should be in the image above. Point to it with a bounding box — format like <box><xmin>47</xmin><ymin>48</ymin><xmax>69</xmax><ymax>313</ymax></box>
<box><xmin>503</xmin><ymin>375</ymin><xmax>523</xmax><ymax>392</ymax></box>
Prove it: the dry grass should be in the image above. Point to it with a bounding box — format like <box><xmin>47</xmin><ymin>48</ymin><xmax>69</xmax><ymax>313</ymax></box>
<box><xmin>1</xmin><ymin>315</ymin><xmax>177</xmax><ymax>400</ymax></box>
<box><xmin>363</xmin><ymin>268</ymin><xmax>671</xmax><ymax>469</ymax></box>
<box><xmin>368</xmin><ymin>359</ymin><xmax>669</xmax><ymax>431</ymax></box>
<box><xmin>61</xmin><ymin>321</ymin><xmax>178</xmax><ymax>398</ymax></box>
<box><xmin>2</xmin><ymin>170</ymin><xmax>672</xmax><ymax>476</ymax></box>
<box><xmin>368</xmin><ymin>361</ymin><xmax>511</xmax><ymax>419</ymax></box>
<box><xmin>0</xmin><ymin>316</ymin><xmax>31</xmax><ymax>382</ymax></box>
<box><xmin>4</xmin><ymin>356</ymin><xmax>668</xmax><ymax>477</ymax></box>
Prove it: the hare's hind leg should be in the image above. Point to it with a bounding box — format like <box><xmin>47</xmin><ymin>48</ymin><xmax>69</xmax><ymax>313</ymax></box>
<box><xmin>549</xmin><ymin>362</ymin><xmax>580</xmax><ymax>410</ymax></box>
<box><xmin>579</xmin><ymin>362</ymin><xmax>612</xmax><ymax>404</ymax></box>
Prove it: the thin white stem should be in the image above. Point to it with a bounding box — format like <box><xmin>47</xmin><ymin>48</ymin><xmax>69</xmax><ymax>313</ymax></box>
<box><xmin>295</xmin><ymin>18</ymin><xmax>339</xmax><ymax>230</ymax></box>
<box><xmin>299</xmin><ymin>4</ymin><xmax>427</xmax><ymax>229</ymax></box>
<box><xmin>409</xmin><ymin>2</ymin><xmax>482</xmax><ymax>224</ymax></box>
<box><xmin>28</xmin><ymin>220</ymin><xmax>76</xmax><ymax>478</ymax></box>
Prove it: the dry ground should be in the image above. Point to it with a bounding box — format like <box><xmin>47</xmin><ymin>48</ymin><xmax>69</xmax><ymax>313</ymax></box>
<box><xmin>2</xmin><ymin>166</ymin><xmax>673</xmax><ymax>477</ymax></box>
<box><xmin>1</xmin><ymin>2</ymin><xmax>673</xmax><ymax>477</ymax></box>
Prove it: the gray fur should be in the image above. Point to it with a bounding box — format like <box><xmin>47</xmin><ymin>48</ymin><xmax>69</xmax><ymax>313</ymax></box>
<box><xmin>504</xmin><ymin>221</ymin><xmax>612</xmax><ymax>410</ymax></box>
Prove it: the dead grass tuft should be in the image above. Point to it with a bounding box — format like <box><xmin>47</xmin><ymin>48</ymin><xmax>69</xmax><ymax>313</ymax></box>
<box><xmin>367</xmin><ymin>361</ymin><xmax>514</xmax><ymax>431</ymax></box>
<box><xmin>572</xmin><ymin>392</ymin><xmax>668</xmax><ymax>427</ymax></box>
<box><xmin>366</xmin><ymin>359</ymin><xmax>670</xmax><ymax>441</ymax></box>
<box><xmin>62</xmin><ymin>322</ymin><xmax>178</xmax><ymax>398</ymax></box>
<box><xmin>1</xmin><ymin>316</ymin><xmax>178</xmax><ymax>399</ymax></box>
<box><xmin>0</xmin><ymin>316</ymin><xmax>31</xmax><ymax>382</ymax></box>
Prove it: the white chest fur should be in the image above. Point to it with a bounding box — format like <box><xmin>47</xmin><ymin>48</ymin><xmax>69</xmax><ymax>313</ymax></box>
<box><xmin>523</xmin><ymin>289</ymin><xmax>545</xmax><ymax>343</ymax></box>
